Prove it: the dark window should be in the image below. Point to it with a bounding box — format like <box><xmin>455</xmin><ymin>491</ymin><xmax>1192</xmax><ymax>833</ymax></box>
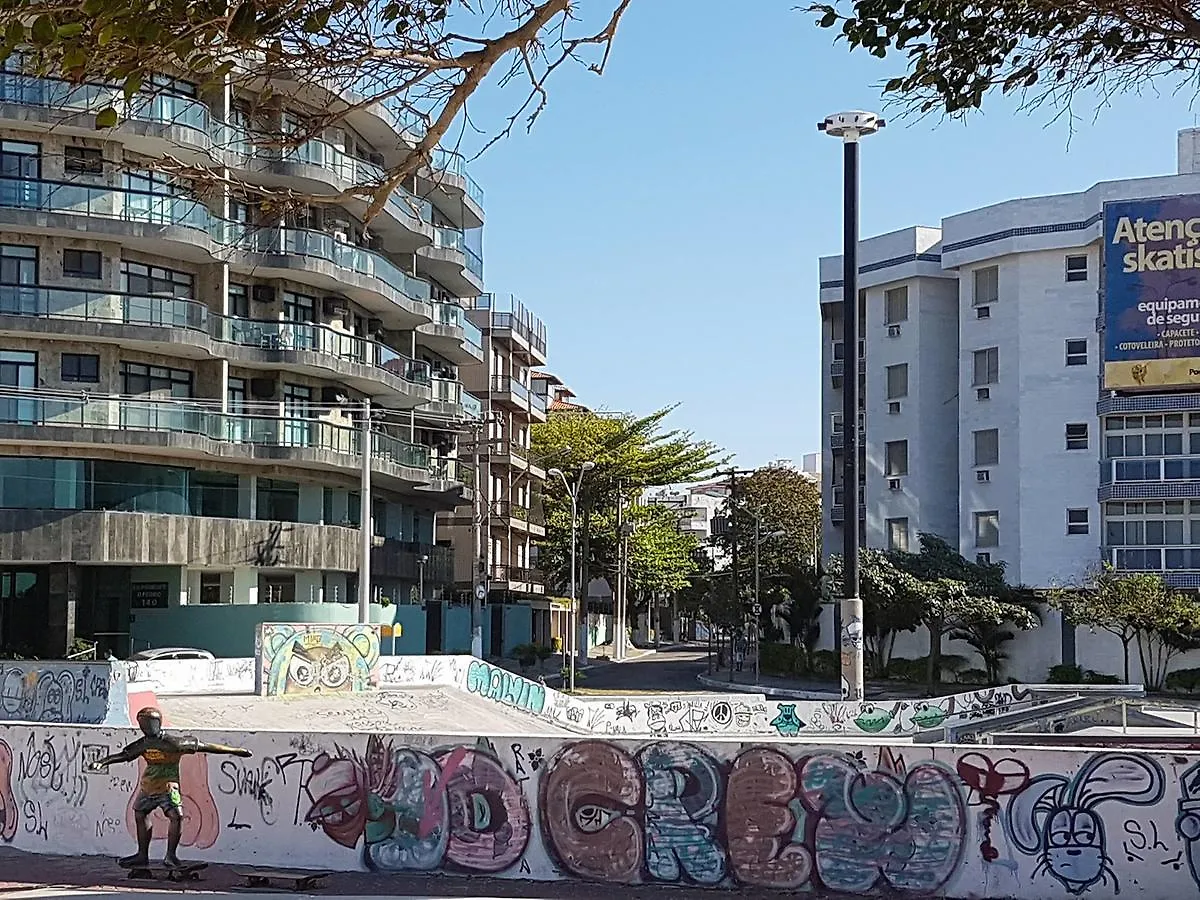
<box><xmin>1066</xmin><ymin>255</ymin><xmax>1088</xmax><ymax>283</ymax></box>
<box><xmin>199</xmin><ymin>573</ymin><xmax>224</xmax><ymax>604</ymax></box>
<box><xmin>189</xmin><ymin>470</ymin><xmax>238</xmax><ymax>518</ymax></box>
<box><xmin>228</xmin><ymin>283</ymin><xmax>249</xmax><ymax>318</ymax></box>
<box><xmin>0</xmin><ymin>244</ymin><xmax>36</xmax><ymax>284</ymax></box>
<box><xmin>259</xmin><ymin>573</ymin><xmax>296</xmax><ymax>604</ymax></box>
<box><xmin>257</xmin><ymin>478</ymin><xmax>299</xmax><ymax>522</ymax></box>
<box><xmin>1066</xmin><ymin>339</ymin><xmax>1088</xmax><ymax>367</ymax></box>
<box><xmin>64</xmin><ymin>146</ymin><xmax>103</xmax><ymax>175</ymax></box>
<box><xmin>63</xmin><ymin>249</ymin><xmax>101</xmax><ymax>279</ymax></box>
<box><xmin>61</xmin><ymin>353</ymin><xmax>99</xmax><ymax>383</ymax></box>
<box><xmin>1066</xmin><ymin>423</ymin><xmax>1090</xmax><ymax>450</ymax></box>
<box><xmin>87</xmin><ymin>460</ymin><xmax>188</xmax><ymax>514</ymax></box>
<box><xmin>1067</xmin><ymin>508</ymin><xmax>1090</xmax><ymax>535</ymax></box>
<box><xmin>120</xmin><ymin>260</ymin><xmax>193</xmax><ymax>298</ymax></box>
<box><xmin>119</xmin><ymin>361</ymin><xmax>192</xmax><ymax>398</ymax></box>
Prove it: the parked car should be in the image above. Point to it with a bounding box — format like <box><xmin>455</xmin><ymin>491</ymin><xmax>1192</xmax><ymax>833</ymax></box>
<box><xmin>127</xmin><ymin>648</ymin><xmax>214</xmax><ymax>661</ymax></box>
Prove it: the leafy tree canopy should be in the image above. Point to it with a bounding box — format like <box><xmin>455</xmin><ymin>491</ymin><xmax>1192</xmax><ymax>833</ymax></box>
<box><xmin>713</xmin><ymin>463</ymin><xmax>821</xmax><ymax>580</ymax></box>
<box><xmin>809</xmin><ymin>1</ymin><xmax>1200</xmax><ymax>118</ymax></box>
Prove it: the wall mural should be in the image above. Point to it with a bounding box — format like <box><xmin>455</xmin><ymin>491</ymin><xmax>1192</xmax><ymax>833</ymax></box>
<box><xmin>0</xmin><ymin>662</ymin><xmax>121</xmax><ymax>724</ymax></box>
<box><xmin>256</xmin><ymin>624</ymin><xmax>380</xmax><ymax>696</ymax></box>
<box><xmin>4</xmin><ymin>724</ymin><xmax>1200</xmax><ymax>897</ymax></box>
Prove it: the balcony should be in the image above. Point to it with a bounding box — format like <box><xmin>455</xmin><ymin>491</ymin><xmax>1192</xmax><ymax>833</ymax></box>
<box><xmin>372</xmin><ymin>541</ymin><xmax>455</xmax><ymax>583</ymax></box>
<box><xmin>0</xmin><ymin>286</ymin><xmax>433</xmax><ymax>408</ymax></box>
<box><xmin>461</xmin><ymin>392</ymin><xmax>484</xmax><ymax>421</ymax></box>
<box><xmin>488</xmin><ymin>564</ymin><xmax>545</xmax><ymax>595</ymax></box>
<box><xmin>0</xmin><ymin>388</ymin><xmax>444</xmax><ymax>486</ymax></box>
<box><xmin>418</xmin><ymin>225</ymin><xmax>483</xmax><ymax>296</ymax></box>
<box><xmin>469</xmin><ymin>294</ymin><xmax>547</xmax><ymax>365</ymax></box>
<box><xmin>422</xmin><ymin>377</ymin><xmax>473</xmax><ymax>419</ymax></box>
<box><xmin>491</xmin><ymin>500</ymin><xmax>546</xmax><ymax>536</ymax></box>
<box><xmin>417</xmin><ymin>301</ymin><xmax>484</xmax><ymax>364</ymax></box>
<box><xmin>829</xmin><ymin>359</ymin><xmax>866</xmax><ymax>377</ymax></box>
<box><xmin>427</xmin><ymin>148</ymin><xmax>485</xmax><ymax>225</ymax></box>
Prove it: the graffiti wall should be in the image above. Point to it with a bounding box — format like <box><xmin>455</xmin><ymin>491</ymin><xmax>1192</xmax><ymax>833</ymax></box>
<box><xmin>0</xmin><ymin>662</ymin><xmax>132</xmax><ymax>725</ymax></box>
<box><xmin>123</xmin><ymin>657</ymin><xmax>256</xmax><ymax>696</ymax></box>
<box><xmin>255</xmin><ymin>623</ymin><xmax>381</xmax><ymax>696</ymax></box>
<box><xmin>2</xmin><ymin>723</ymin><xmax>1200</xmax><ymax>897</ymax></box>
<box><xmin>378</xmin><ymin>654</ymin><xmax>1047</xmax><ymax>739</ymax></box>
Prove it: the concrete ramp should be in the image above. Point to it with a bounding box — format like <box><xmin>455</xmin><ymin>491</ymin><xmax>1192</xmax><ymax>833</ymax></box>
<box><xmin>159</xmin><ymin>685</ymin><xmax>577</xmax><ymax>736</ymax></box>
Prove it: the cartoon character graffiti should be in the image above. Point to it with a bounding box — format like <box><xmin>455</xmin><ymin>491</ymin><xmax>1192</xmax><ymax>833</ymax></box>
<box><xmin>957</xmin><ymin>753</ymin><xmax>1030</xmax><ymax>863</ymax></box>
<box><xmin>1006</xmin><ymin>752</ymin><xmax>1164</xmax><ymax>895</ymax></box>
<box><xmin>768</xmin><ymin>704</ymin><xmax>804</xmax><ymax>737</ymax></box>
<box><xmin>1176</xmin><ymin>759</ymin><xmax>1200</xmax><ymax>889</ymax></box>
<box><xmin>0</xmin><ymin>738</ymin><xmax>16</xmax><ymax>842</ymax></box>
<box><xmin>305</xmin><ymin>735</ymin><xmax>529</xmax><ymax>873</ymax></box>
<box><xmin>257</xmin><ymin>623</ymin><xmax>380</xmax><ymax>696</ymax></box>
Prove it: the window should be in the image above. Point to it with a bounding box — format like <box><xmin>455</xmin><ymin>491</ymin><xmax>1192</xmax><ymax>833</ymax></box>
<box><xmin>120</xmin><ymin>361</ymin><xmax>192</xmax><ymax>398</ymax></box>
<box><xmin>973</xmin><ymin>266</ymin><xmax>999</xmax><ymax>305</ymax></box>
<box><xmin>189</xmin><ymin>471</ymin><xmax>238</xmax><ymax>518</ymax></box>
<box><xmin>256</xmin><ymin>478</ymin><xmax>299</xmax><ymax>522</ymax></box>
<box><xmin>61</xmin><ymin>353</ymin><xmax>98</xmax><ymax>383</ymax></box>
<box><xmin>64</xmin><ymin>146</ymin><xmax>103</xmax><ymax>175</ymax></box>
<box><xmin>887</xmin><ymin>517</ymin><xmax>910</xmax><ymax>552</ymax></box>
<box><xmin>1066</xmin><ymin>339</ymin><xmax>1088</xmax><ymax>367</ymax></box>
<box><xmin>1067</xmin><ymin>508</ymin><xmax>1090</xmax><ymax>535</ymax></box>
<box><xmin>974</xmin><ymin>429</ymin><xmax>999</xmax><ymax>467</ymax></box>
<box><xmin>831</xmin><ymin>340</ymin><xmax>864</xmax><ymax>361</ymax></box>
<box><xmin>1066</xmin><ymin>255</ymin><xmax>1088</xmax><ymax>283</ymax></box>
<box><xmin>886</xmin><ymin>363</ymin><xmax>908</xmax><ymax>400</ymax></box>
<box><xmin>974</xmin><ymin>510</ymin><xmax>999</xmax><ymax>548</ymax></box>
<box><xmin>62</xmin><ymin>249</ymin><xmax>101</xmax><ymax>279</ymax></box>
<box><xmin>282</xmin><ymin>290</ymin><xmax>316</xmax><ymax>323</ymax></box>
<box><xmin>973</xmin><ymin>347</ymin><xmax>999</xmax><ymax>385</ymax></box>
<box><xmin>199</xmin><ymin>573</ymin><xmax>225</xmax><ymax>605</ymax></box>
<box><xmin>88</xmin><ymin>460</ymin><xmax>187</xmax><ymax>514</ymax></box>
<box><xmin>0</xmin><ymin>245</ymin><xmax>37</xmax><ymax>315</ymax></box>
<box><xmin>0</xmin><ymin>350</ymin><xmax>36</xmax><ymax>424</ymax></box>
<box><xmin>258</xmin><ymin>573</ymin><xmax>296</xmax><ymax>604</ymax></box>
<box><xmin>885</xmin><ymin>440</ymin><xmax>908</xmax><ymax>476</ymax></box>
<box><xmin>1106</xmin><ymin>414</ymin><xmax>1187</xmax><ymax>457</ymax></box>
<box><xmin>120</xmin><ymin>260</ymin><xmax>193</xmax><ymax>298</ymax></box>
<box><xmin>884</xmin><ymin>286</ymin><xmax>908</xmax><ymax>324</ymax></box>
<box><xmin>228</xmin><ymin>283</ymin><xmax>249</xmax><ymax>318</ymax></box>
<box><xmin>1066</xmin><ymin>423</ymin><xmax>1089</xmax><ymax>450</ymax></box>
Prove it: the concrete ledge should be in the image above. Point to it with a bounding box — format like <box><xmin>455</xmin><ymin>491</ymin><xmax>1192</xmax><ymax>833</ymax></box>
<box><xmin>695</xmin><ymin>671</ymin><xmax>837</xmax><ymax>700</ymax></box>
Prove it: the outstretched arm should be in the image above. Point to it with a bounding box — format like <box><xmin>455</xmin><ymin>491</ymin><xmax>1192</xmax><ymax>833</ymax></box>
<box><xmin>91</xmin><ymin>741</ymin><xmax>142</xmax><ymax>770</ymax></box>
<box><xmin>185</xmin><ymin>738</ymin><xmax>251</xmax><ymax>758</ymax></box>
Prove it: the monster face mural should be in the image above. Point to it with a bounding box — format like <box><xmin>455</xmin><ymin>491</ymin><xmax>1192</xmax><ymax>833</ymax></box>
<box><xmin>256</xmin><ymin>624</ymin><xmax>380</xmax><ymax>696</ymax></box>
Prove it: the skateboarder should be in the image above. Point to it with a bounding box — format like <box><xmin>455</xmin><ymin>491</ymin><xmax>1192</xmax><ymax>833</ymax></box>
<box><xmin>90</xmin><ymin>706</ymin><xmax>251</xmax><ymax>869</ymax></box>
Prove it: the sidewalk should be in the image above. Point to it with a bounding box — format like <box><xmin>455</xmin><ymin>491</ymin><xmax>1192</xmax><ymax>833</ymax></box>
<box><xmin>0</xmin><ymin>848</ymin><xmax>761</xmax><ymax>899</ymax></box>
<box><xmin>696</xmin><ymin>666</ymin><xmax>932</xmax><ymax>700</ymax></box>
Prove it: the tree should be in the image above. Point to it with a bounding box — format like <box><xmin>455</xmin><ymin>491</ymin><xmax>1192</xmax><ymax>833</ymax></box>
<box><xmin>1049</xmin><ymin>566</ymin><xmax>1200</xmax><ymax>690</ymax></box>
<box><xmin>3</xmin><ymin>0</ymin><xmax>634</xmax><ymax>216</ymax></box>
<box><xmin>825</xmin><ymin>549</ymin><xmax>924</xmax><ymax>675</ymax></box>
<box><xmin>809</xmin><ymin>1</ymin><xmax>1200</xmax><ymax>120</ymax></box>
<box><xmin>533</xmin><ymin>407</ymin><xmax>726</xmax><ymax>604</ymax></box>
<box><xmin>713</xmin><ymin>464</ymin><xmax>821</xmax><ymax>583</ymax></box>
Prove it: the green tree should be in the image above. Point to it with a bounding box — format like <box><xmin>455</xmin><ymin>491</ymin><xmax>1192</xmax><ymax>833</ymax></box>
<box><xmin>1049</xmin><ymin>566</ymin><xmax>1200</xmax><ymax>690</ymax></box>
<box><xmin>533</xmin><ymin>407</ymin><xmax>726</xmax><ymax>603</ymax></box>
<box><xmin>825</xmin><ymin>550</ymin><xmax>924</xmax><ymax>675</ymax></box>
<box><xmin>809</xmin><ymin>1</ymin><xmax>1198</xmax><ymax>119</ymax></box>
<box><xmin>713</xmin><ymin>464</ymin><xmax>821</xmax><ymax>581</ymax></box>
<box><xmin>2</xmin><ymin>0</ymin><xmax>634</xmax><ymax>216</ymax></box>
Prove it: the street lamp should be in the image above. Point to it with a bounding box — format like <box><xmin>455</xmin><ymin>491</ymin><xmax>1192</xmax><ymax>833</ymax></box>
<box><xmin>819</xmin><ymin>110</ymin><xmax>884</xmax><ymax>702</ymax></box>
<box><xmin>549</xmin><ymin>461</ymin><xmax>595</xmax><ymax>692</ymax></box>
<box><xmin>417</xmin><ymin>554</ymin><xmax>428</xmax><ymax>606</ymax></box>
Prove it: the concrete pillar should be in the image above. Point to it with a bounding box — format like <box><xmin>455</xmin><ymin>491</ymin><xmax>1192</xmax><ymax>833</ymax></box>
<box><xmin>232</xmin><ymin>567</ymin><xmax>258</xmax><ymax>605</ymax></box>
<box><xmin>45</xmin><ymin>563</ymin><xmax>79</xmax><ymax>656</ymax></box>
<box><xmin>239</xmin><ymin>475</ymin><xmax>257</xmax><ymax>519</ymax></box>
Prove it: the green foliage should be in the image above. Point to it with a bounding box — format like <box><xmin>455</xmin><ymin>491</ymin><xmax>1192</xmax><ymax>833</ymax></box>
<box><xmin>713</xmin><ymin>464</ymin><xmax>821</xmax><ymax>578</ymax></box>
<box><xmin>628</xmin><ymin>504</ymin><xmax>701</xmax><ymax>597</ymax></box>
<box><xmin>884</xmin><ymin>654</ymin><xmax>969</xmax><ymax>683</ymax></box>
<box><xmin>808</xmin><ymin>1</ymin><xmax>1198</xmax><ymax>119</ymax></box>
<box><xmin>1049</xmin><ymin>566</ymin><xmax>1200</xmax><ymax>689</ymax></box>
<box><xmin>810</xmin><ymin>649</ymin><xmax>839</xmax><ymax>678</ymax></box>
<box><xmin>1166</xmin><ymin>667</ymin><xmax>1200</xmax><ymax>693</ymax></box>
<box><xmin>759</xmin><ymin>641</ymin><xmax>809</xmax><ymax>678</ymax></box>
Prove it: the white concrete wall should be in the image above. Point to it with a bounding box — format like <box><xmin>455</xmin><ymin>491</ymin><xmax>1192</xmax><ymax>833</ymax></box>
<box><xmin>2</xmin><ymin>722</ymin><xmax>1200</xmax><ymax>896</ymax></box>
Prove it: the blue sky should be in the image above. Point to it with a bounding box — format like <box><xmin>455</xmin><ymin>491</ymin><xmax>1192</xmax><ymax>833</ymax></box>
<box><xmin>462</xmin><ymin>0</ymin><xmax>1199</xmax><ymax>468</ymax></box>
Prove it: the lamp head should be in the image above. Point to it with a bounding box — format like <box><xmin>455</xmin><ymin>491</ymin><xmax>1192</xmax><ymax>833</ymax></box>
<box><xmin>818</xmin><ymin>111</ymin><xmax>885</xmax><ymax>141</ymax></box>
<box><xmin>548</xmin><ymin>467</ymin><xmax>564</xmax><ymax>478</ymax></box>
<box><xmin>581</xmin><ymin>461</ymin><xmax>596</xmax><ymax>471</ymax></box>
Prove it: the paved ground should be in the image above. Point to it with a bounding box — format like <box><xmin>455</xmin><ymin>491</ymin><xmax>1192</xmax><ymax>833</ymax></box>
<box><xmin>0</xmin><ymin>849</ymin><xmax>762</xmax><ymax>899</ymax></box>
<box><xmin>159</xmin><ymin>687</ymin><xmax>573</xmax><ymax>736</ymax></box>
<box><xmin>576</xmin><ymin>647</ymin><xmax>715</xmax><ymax>693</ymax></box>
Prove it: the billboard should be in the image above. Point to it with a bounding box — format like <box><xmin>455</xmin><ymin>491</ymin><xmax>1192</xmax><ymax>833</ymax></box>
<box><xmin>1104</xmin><ymin>196</ymin><xmax>1200</xmax><ymax>389</ymax></box>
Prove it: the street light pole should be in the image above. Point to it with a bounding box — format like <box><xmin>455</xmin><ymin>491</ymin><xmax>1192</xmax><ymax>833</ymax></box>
<box><xmin>819</xmin><ymin>110</ymin><xmax>884</xmax><ymax>702</ymax></box>
<box><xmin>358</xmin><ymin>398</ymin><xmax>372</xmax><ymax>624</ymax></box>
<box><xmin>417</xmin><ymin>554</ymin><xmax>427</xmax><ymax>606</ymax></box>
<box><xmin>550</xmin><ymin>462</ymin><xmax>594</xmax><ymax>692</ymax></box>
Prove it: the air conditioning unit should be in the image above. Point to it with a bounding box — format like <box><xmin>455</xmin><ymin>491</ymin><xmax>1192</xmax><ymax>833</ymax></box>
<box><xmin>976</xmin><ymin>552</ymin><xmax>991</xmax><ymax>564</ymax></box>
<box><xmin>831</xmin><ymin>376</ymin><xmax>843</xmax><ymax>390</ymax></box>
<box><xmin>887</xmin><ymin>477</ymin><xmax>902</xmax><ymax>491</ymax></box>
<box><xmin>976</xmin><ymin>306</ymin><xmax>991</xmax><ymax>319</ymax></box>
<box><xmin>976</xmin><ymin>469</ymin><xmax>991</xmax><ymax>482</ymax></box>
<box><xmin>252</xmin><ymin>284</ymin><xmax>276</xmax><ymax>304</ymax></box>
<box><xmin>249</xmin><ymin>377</ymin><xmax>276</xmax><ymax>399</ymax></box>
<box><xmin>887</xmin><ymin>324</ymin><xmax>902</xmax><ymax>337</ymax></box>
<box><xmin>888</xmin><ymin>401</ymin><xmax>901</xmax><ymax>415</ymax></box>
<box><xmin>977</xmin><ymin>387</ymin><xmax>991</xmax><ymax>401</ymax></box>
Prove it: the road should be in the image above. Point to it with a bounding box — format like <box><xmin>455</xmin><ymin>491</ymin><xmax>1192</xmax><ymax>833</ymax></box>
<box><xmin>580</xmin><ymin>646</ymin><xmax>717</xmax><ymax>693</ymax></box>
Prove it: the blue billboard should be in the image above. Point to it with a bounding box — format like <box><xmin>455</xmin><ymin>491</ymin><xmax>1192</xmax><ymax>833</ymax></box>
<box><xmin>1104</xmin><ymin>195</ymin><xmax>1200</xmax><ymax>389</ymax></box>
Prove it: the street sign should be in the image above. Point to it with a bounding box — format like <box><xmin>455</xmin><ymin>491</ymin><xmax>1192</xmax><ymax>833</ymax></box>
<box><xmin>474</xmin><ymin>583</ymin><xmax>487</xmax><ymax>601</ymax></box>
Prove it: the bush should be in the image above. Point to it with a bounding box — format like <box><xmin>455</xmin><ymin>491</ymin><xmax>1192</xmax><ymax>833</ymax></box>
<box><xmin>956</xmin><ymin>667</ymin><xmax>989</xmax><ymax>685</ymax></box>
<box><xmin>1047</xmin><ymin>664</ymin><xmax>1084</xmax><ymax>684</ymax></box>
<box><xmin>1166</xmin><ymin>667</ymin><xmax>1200</xmax><ymax>693</ymax></box>
<box><xmin>535</xmin><ymin>644</ymin><xmax>554</xmax><ymax>663</ymax></box>
<box><xmin>884</xmin><ymin>655</ymin><xmax>970</xmax><ymax>683</ymax></box>
<box><xmin>759</xmin><ymin>642</ymin><xmax>809</xmax><ymax>677</ymax></box>
<box><xmin>1083</xmin><ymin>670</ymin><xmax>1122</xmax><ymax>685</ymax></box>
<box><xmin>810</xmin><ymin>649</ymin><xmax>839</xmax><ymax>678</ymax></box>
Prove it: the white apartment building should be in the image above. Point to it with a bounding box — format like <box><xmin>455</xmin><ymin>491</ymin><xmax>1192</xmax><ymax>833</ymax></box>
<box><xmin>818</xmin><ymin>127</ymin><xmax>1200</xmax><ymax>683</ymax></box>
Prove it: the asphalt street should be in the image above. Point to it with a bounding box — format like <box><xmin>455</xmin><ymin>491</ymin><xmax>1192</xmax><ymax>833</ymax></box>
<box><xmin>579</xmin><ymin>646</ymin><xmax>718</xmax><ymax>693</ymax></box>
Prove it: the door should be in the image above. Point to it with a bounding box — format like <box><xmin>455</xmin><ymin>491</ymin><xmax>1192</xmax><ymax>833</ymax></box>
<box><xmin>0</xmin><ymin>244</ymin><xmax>37</xmax><ymax>315</ymax></box>
<box><xmin>490</xmin><ymin>603</ymin><xmax>504</xmax><ymax>658</ymax></box>
<box><xmin>0</xmin><ymin>350</ymin><xmax>36</xmax><ymax>423</ymax></box>
<box><xmin>0</xmin><ymin>140</ymin><xmax>40</xmax><ymax>208</ymax></box>
<box><xmin>425</xmin><ymin>600</ymin><xmax>442</xmax><ymax>653</ymax></box>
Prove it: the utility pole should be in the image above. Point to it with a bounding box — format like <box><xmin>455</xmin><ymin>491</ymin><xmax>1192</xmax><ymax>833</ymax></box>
<box><xmin>728</xmin><ymin>468</ymin><xmax>739</xmax><ymax>682</ymax></box>
<box><xmin>614</xmin><ymin>482</ymin><xmax>623</xmax><ymax>661</ymax></box>
<box><xmin>470</xmin><ymin>421</ymin><xmax>486</xmax><ymax>658</ymax></box>
<box><xmin>358</xmin><ymin>398</ymin><xmax>372</xmax><ymax>624</ymax></box>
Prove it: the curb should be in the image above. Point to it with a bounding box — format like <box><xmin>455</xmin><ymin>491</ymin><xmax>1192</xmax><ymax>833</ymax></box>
<box><xmin>695</xmin><ymin>672</ymin><xmax>839</xmax><ymax>700</ymax></box>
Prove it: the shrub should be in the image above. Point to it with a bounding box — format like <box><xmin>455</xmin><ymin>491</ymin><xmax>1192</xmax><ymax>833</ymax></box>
<box><xmin>1047</xmin><ymin>664</ymin><xmax>1084</xmax><ymax>684</ymax></box>
<box><xmin>810</xmin><ymin>649</ymin><xmax>839</xmax><ymax>678</ymax></box>
<box><xmin>956</xmin><ymin>668</ymin><xmax>989</xmax><ymax>685</ymax></box>
<box><xmin>512</xmin><ymin>643</ymin><xmax>540</xmax><ymax>669</ymax></box>
<box><xmin>1083</xmin><ymin>670</ymin><xmax>1122</xmax><ymax>685</ymax></box>
<box><xmin>760</xmin><ymin>642</ymin><xmax>808</xmax><ymax>677</ymax></box>
<box><xmin>535</xmin><ymin>644</ymin><xmax>554</xmax><ymax>663</ymax></box>
<box><xmin>885</xmin><ymin>655</ymin><xmax>970</xmax><ymax>683</ymax></box>
<box><xmin>1165</xmin><ymin>667</ymin><xmax>1200</xmax><ymax>693</ymax></box>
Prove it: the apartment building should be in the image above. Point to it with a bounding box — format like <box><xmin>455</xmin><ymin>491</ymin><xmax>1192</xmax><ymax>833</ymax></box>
<box><xmin>0</xmin><ymin>66</ymin><xmax>486</xmax><ymax>658</ymax></box>
<box><xmin>439</xmin><ymin>294</ymin><xmax>552</xmax><ymax>654</ymax></box>
<box><xmin>818</xmin><ymin>127</ymin><xmax>1200</xmax><ymax>682</ymax></box>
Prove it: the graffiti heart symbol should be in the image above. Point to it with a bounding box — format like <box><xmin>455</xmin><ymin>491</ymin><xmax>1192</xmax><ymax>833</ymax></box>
<box><xmin>0</xmin><ymin>739</ymin><xmax>16</xmax><ymax>842</ymax></box>
<box><xmin>957</xmin><ymin>753</ymin><xmax>1030</xmax><ymax>862</ymax></box>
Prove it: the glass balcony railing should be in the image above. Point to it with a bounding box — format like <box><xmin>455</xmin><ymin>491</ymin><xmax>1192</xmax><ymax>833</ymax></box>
<box><xmin>0</xmin><ymin>391</ymin><xmax>430</xmax><ymax>470</ymax></box>
<box><xmin>0</xmin><ymin>176</ymin><xmax>210</xmax><ymax>230</ymax></box>
<box><xmin>233</xmin><ymin>226</ymin><xmax>431</xmax><ymax>302</ymax></box>
<box><xmin>432</xmin><ymin>301</ymin><xmax>483</xmax><ymax>351</ymax></box>
<box><xmin>430</xmin><ymin>378</ymin><xmax>461</xmax><ymax>404</ymax></box>
<box><xmin>530</xmin><ymin>390</ymin><xmax>547</xmax><ymax>416</ymax></box>
<box><xmin>465</xmin><ymin>246</ymin><xmax>483</xmax><ymax>280</ymax></box>
<box><xmin>434</xmin><ymin>226</ymin><xmax>464</xmax><ymax>253</ymax></box>
<box><xmin>0</xmin><ymin>72</ymin><xmax>209</xmax><ymax>134</ymax></box>
<box><xmin>431</xmin><ymin>147</ymin><xmax>484</xmax><ymax>207</ymax></box>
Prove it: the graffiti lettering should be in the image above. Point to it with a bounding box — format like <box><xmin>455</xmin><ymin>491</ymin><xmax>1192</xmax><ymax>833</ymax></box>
<box><xmin>217</xmin><ymin>757</ymin><xmax>289</xmax><ymax>825</ymax></box>
<box><xmin>0</xmin><ymin>663</ymin><xmax>111</xmax><ymax>724</ymax></box>
<box><xmin>466</xmin><ymin>661</ymin><xmax>545</xmax><ymax>715</ymax></box>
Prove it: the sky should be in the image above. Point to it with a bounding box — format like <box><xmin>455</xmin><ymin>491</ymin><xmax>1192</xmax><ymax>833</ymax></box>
<box><xmin>460</xmin><ymin>0</ymin><xmax>1200</xmax><ymax>469</ymax></box>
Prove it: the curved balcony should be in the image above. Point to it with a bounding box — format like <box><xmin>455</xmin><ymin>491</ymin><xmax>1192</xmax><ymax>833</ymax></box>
<box><xmin>226</xmin><ymin>225</ymin><xmax>432</xmax><ymax>328</ymax></box>
<box><xmin>417</xmin><ymin>301</ymin><xmax>483</xmax><ymax>365</ymax></box>
<box><xmin>417</xmin><ymin>226</ymin><xmax>484</xmax><ymax>296</ymax></box>
<box><xmin>0</xmin><ymin>389</ymin><xmax>444</xmax><ymax>489</ymax></box>
<box><xmin>421</xmin><ymin>377</ymin><xmax>470</xmax><ymax>419</ymax></box>
<box><xmin>419</xmin><ymin>149</ymin><xmax>484</xmax><ymax>229</ymax></box>
<box><xmin>0</xmin><ymin>287</ymin><xmax>433</xmax><ymax>409</ymax></box>
<box><xmin>0</xmin><ymin>72</ymin><xmax>214</xmax><ymax>161</ymax></box>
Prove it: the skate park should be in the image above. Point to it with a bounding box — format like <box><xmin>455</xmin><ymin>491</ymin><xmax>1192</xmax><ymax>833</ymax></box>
<box><xmin>3</xmin><ymin>621</ymin><xmax>1200</xmax><ymax>898</ymax></box>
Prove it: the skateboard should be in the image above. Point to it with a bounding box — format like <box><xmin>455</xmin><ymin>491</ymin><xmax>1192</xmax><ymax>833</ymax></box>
<box><xmin>122</xmin><ymin>860</ymin><xmax>207</xmax><ymax>882</ymax></box>
<box><xmin>233</xmin><ymin>868</ymin><xmax>331</xmax><ymax>892</ymax></box>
